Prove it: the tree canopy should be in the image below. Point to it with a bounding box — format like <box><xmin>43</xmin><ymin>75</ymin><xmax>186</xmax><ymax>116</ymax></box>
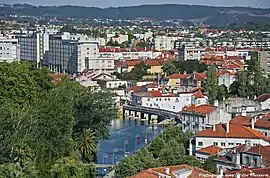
<box><xmin>230</xmin><ymin>52</ymin><xmax>270</xmax><ymax>98</ymax></box>
<box><xmin>0</xmin><ymin>62</ymin><xmax>117</xmax><ymax>177</ymax></box>
<box><xmin>162</xmin><ymin>60</ymin><xmax>208</xmax><ymax>76</ymax></box>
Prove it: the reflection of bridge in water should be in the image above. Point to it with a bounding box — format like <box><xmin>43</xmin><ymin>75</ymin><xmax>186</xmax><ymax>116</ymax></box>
<box><xmin>123</xmin><ymin>104</ymin><xmax>181</xmax><ymax>124</ymax></box>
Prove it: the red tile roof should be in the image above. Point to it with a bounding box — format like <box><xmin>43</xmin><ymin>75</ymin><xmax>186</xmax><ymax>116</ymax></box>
<box><xmin>114</xmin><ymin>60</ymin><xmax>126</xmax><ymax>68</ymax></box>
<box><xmin>145</xmin><ymin>59</ymin><xmax>161</xmax><ymax>66</ymax></box>
<box><xmin>149</xmin><ymin>91</ymin><xmax>176</xmax><ymax>97</ymax></box>
<box><xmin>216</xmin><ymin>70</ymin><xmax>235</xmax><ymax>77</ymax></box>
<box><xmin>167</xmin><ymin>73</ymin><xmax>190</xmax><ymax>79</ymax></box>
<box><xmin>229</xmin><ymin>115</ymin><xmax>252</xmax><ymax>126</ymax></box>
<box><xmin>184</xmin><ymin>104</ymin><xmax>216</xmax><ymax>115</ymax></box>
<box><xmin>196</xmin><ymin>145</ymin><xmax>223</xmax><ymax>155</ymax></box>
<box><xmin>131</xmin><ymin>164</ymin><xmax>215</xmax><ymax>178</ymax></box>
<box><xmin>196</xmin><ymin>123</ymin><xmax>270</xmax><ymax>141</ymax></box>
<box><xmin>255</xmin><ymin>93</ymin><xmax>270</xmax><ymax>102</ymax></box>
<box><xmin>192</xmin><ymin>89</ymin><xmax>205</xmax><ymax>99</ymax></box>
<box><xmin>255</xmin><ymin>118</ymin><xmax>270</xmax><ymax>129</ymax></box>
<box><xmin>126</xmin><ymin>60</ymin><xmax>142</xmax><ymax>67</ymax></box>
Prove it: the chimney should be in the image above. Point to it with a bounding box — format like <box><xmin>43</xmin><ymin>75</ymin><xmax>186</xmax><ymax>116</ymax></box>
<box><xmin>165</xmin><ymin>168</ymin><xmax>170</xmax><ymax>175</ymax></box>
<box><xmin>251</xmin><ymin>118</ymin><xmax>255</xmax><ymax>130</ymax></box>
<box><xmin>226</xmin><ymin>121</ymin><xmax>230</xmax><ymax>133</ymax></box>
<box><xmin>214</xmin><ymin>100</ymin><xmax>219</xmax><ymax>107</ymax></box>
<box><xmin>213</xmin><ymin>124</ymin><xmax>216</xmax><ymax>131</ymax></box>
<box><xmin>184</xmin><ymin>71</ymin><xmax>187</xmax><ymax>74</ymax></box>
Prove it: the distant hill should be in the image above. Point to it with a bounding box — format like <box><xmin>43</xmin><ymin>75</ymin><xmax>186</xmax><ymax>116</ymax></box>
<box><xmin>1</xmin><ymin>4</ymin><xmax>270</xmax><ymax>26</ymax></box>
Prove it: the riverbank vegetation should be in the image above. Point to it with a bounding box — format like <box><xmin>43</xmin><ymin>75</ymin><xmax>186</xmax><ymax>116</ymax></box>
<box><xmin>0</xmin><ymin>62</ymin><xmax>117</xmax><ymax>177</ymax></box>
<box><xmin>114</xmin><ymin>126</ymin><xmax>216</xmax><ymax>177</ymax></box>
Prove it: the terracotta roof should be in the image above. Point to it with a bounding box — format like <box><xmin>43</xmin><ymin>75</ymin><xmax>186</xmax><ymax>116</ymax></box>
<box><xmin>184</xmin><ymin>104</ymin><xmax>216</xmax><ymax>115</ymax></box>
<box><xmin>255</xmin><ymin>118</ymin><xmax>270</xmax><ymax>129</ymax></box>
<box><xmin>224</xmin><ymin>167</ymin><xmax>270</xmax><ymax>177</ymax></box>
<box><xmin>128</xmin><ymin>86</ymin><xmax>142</xmax><ymax>92</ymax></box>
<box><xmin>255</xmin><ymin>93</ymin><xmax>270</xmax><ymax>102</ymax></box>
<box><xmin>145</xmin><ymin>59</ymin><xmax>161</xmax><ymax>66</ymax></box>
<box><xmin>216</xmin><ymin>70</ymin><xmax>235</xmax><ymax>77</ymax></box>
<box><xmin>114</xmin><ymin>60</ymin><xmax>126</xmax><ymax>68</ymax></box>
<box><xmin>130</xmin><ymin>164</ymin><xmax>215</xmax><ymax>178</ymax></box>
<box><xmin>246</xmin><ymin>144</ymin><xmax>270</xmax><ymax>166</ymax></box>
<box><xmin>167</xmin><ymin>73</ymin><xmax>190</xmax><ymax>79</ymax></box>
<box><xmin>192</xmin><ymin>89</ymin><xmax>205</xmax><ymax>99</ymax></box>
<box><xmin>149</xmin><ymin>91</ymin><xmax>176</xmax><ymax>98</ymax></box>
<box><xmin>196</xmin><ymin>123</ymin><xmax>270</xmax><ymax>141</ymax></box>
<box><xmin>229</xmin><ymin>115</ymin><xmax>252</xmax><ymax>126</ymax></box>
<box><xmin>196</xmin><ymin>145</ymin><xmax>223</xmax><ymax>155</ymax></box>
<box><xmin>126</xmin><ymin>60</ymin><xmax>142</xmax><ymax>67</ymax></box>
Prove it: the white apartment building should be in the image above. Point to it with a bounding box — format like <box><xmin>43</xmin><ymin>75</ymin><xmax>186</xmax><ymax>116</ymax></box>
<box><xmin>0</xmin><ymin>37</ymin><xmax>20</xmax><ymax>62</ymax></box>
<box><xmin>131</xmin><ymin>90</ymin><xmax>200</xmax><ymax>112</ymax></box>
<box><xmin>154</xmin><ymin>35</ymin><xmax>181</xmax><ymax>50</ymax></box>
<box><xmin>178</xmin><ymin>45</ymin><xmax>205</xmax><ymax>60</ymax></box>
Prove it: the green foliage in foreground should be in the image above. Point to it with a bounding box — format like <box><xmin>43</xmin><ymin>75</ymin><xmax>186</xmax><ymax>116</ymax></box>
<box><xmin>0</xmin><ymin>62</ymin><xmax>117</xmax><ymax>177</ymax></box>
<box><xmin>114</xmin><ymin>126</ymin><xmax>216</xmax><ymax>178</ymax></box>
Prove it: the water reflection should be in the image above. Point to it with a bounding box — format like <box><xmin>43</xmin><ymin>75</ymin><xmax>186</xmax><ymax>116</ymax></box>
<box><xmin>97</xmin><ymin>119</ymin><xmax>164</xmax><ymax>175</ymax></box>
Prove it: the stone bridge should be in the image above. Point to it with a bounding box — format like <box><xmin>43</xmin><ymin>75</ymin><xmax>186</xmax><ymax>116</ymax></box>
<box><xmin>123</xmin><ymin>104</ymin><xmax>181</xmax><ymax>124</ymax></box>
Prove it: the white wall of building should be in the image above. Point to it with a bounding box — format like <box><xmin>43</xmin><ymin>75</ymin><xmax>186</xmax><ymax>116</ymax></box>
<box><xmin>195</xmin><ymin>137</ymin><xmax>269</xmax><ymax>151</ymax></box>
<box><xmin>0</xmin><ymin>38</ymin><xmax>20</xmax><ymax>62</ymax></box>
<box><xmin>218</xmin><ymin>74</ymin><xmax>236</xmax><ymax>88</ymax></box>
<box><xmin>141</xmin><ymin>93</ymin><xmax>192</xmax><ymax>112</ymax></box>
<box><xmin>106</xmin><ymin>81</ymin><xmax>128</xmax><ymax>89</ymax></box>
<box><xmin>260</xmin><ymin>98</ymin><xmax>270</xmax><ymax>110</ymax></box>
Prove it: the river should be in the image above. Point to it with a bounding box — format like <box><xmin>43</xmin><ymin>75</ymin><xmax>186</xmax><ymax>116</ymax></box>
<box><xmin>97</xmin><ymin>119</ymin><xmax>164</xmax><ymax>176</ymax></box>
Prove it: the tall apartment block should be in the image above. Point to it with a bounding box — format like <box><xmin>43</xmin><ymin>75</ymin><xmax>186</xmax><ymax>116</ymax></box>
<box><xmin>16</xmin><ymin>32</ymin><xmax>49</xmax><ymax>67</ymax></box>
<box><xmin>45</xmin><ymin>32</ymin><xmax>114</xmax><ymax>74</ymax></box>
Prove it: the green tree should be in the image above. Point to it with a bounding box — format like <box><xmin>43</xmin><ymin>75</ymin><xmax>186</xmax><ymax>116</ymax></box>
<box><xmin>74</xmin><ymin>128</ymin><xmax>98</xmax><ymax>162</ymax></box>
<box><xmin>203</xmin><ymin>155</ymin><xmax>217</xmax><ymax>174</ymax></box>
<box><xmin>205</xmin><ymin>65</ymin><xmax>219</xmax><ymax>104</ymax></box>
<box><xmin>162</xmin><ymin>62</ymin><xmax>177</xmax><ymax>76</ymax></box>
<box><xmin>136</xmin><ymin>41</ymin><xmax>148</xmax><ymax>48</ymax></box>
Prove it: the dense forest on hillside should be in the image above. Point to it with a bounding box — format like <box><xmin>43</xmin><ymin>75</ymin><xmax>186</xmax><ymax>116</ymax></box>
<box><xmin>1</xmin><ymin>4</ymin><xmax>270</xmax><ymax>25</ymax></box>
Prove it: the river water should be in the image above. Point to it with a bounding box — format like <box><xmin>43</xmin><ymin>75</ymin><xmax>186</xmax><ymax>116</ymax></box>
<box><xmin>97</xmin><ymin>119</ymin><xmax>164</xmax><ymax>176</ymax></box>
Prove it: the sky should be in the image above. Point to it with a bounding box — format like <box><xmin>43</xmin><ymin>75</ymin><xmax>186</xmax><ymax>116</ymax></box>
<box><xmin>2</xmin><ymin>0</ymin><xmax>270</xmax><ymax>8</ymax></box>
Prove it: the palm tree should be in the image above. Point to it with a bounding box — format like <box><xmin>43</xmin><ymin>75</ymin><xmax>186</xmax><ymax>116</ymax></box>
<box><xmin>74</xmin><ymin>128</ymin><xmax>98</xmax><ymax>162</ymax></box>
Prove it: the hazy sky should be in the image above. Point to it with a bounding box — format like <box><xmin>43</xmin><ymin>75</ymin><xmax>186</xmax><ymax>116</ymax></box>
<box><xmin>3</xmin><ymin>0</ymin><xmax>270</xmax><ymax>8</ymax></box>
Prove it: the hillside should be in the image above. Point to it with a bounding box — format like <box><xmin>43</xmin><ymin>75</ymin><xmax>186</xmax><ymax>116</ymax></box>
<box><xmin>1</xmin><ymin>4</ymin><xmax>270</xmax><ymax>25</ymax></box>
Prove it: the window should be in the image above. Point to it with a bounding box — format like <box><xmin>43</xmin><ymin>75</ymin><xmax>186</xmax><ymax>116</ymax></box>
<box><xmin>253</xmin><ymin>143</ymin><xmax>257</xmax><ymax>146</ymax></box>
<box><xmin>147</xmin><ymin>98</ymin><xmax>150</xmax><ymax>101</ymax></box>
<box><xmin>198</xmin><ymin>142</ymin><xmax>203</xmax><ymax>146</ymax></box>
<box><xmin>159</xmin><ymin>98</ymin><xmax>162</xmax><ymax>101</ymax></box>
<box><xmin>156</xmin><ymin>98</ymin><xmax>158</xmax><ymax>101</ymax></box>
<box><xmin>221</xmin><ymin>142</ymin><xmax>226</xmax><ymax>146</ymax></box>
<box><xmin>228</xmin><ymin>143</ymin><xmax>234</xmax><ymax>146</ymax></box>
<box><xmin>173</xmin><ymin>106</ymin><xmax>175</xmax><ymax>109</ymax></box>
<box><xmin>264</xmin><ymin>132</ymin><xmax>268</xmax><ymax>136</ymax></box>
<box><xmin>168</xmin><ymin>98</ymin><xmax>170</xmax><ymax>101</ymax></box>
<box><xmin>202</xmin><ymin>118</ymin><xmax>204</xmax><ymax>123</ymax></box>
<box><xmin>165</xmin><ymin>98</ymin><xmax>167</xmax><ymax>101</ymax></box>
<box><xmin>236</xmin><ymin>143</ymin><xmax>241</xmax><ymax>146</ymax></box>
<box><xmin>213</xmin><ymin>142</ymin><xmax>218</xmax><ymax>146</ymax></box>
<box><xmin>87</xmin><ymin>48</ymin><xmax>89</xmax><ymax>50</ymax></box>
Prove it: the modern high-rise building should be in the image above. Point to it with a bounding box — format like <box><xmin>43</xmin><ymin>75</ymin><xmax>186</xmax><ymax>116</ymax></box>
<box><xmin>16</xmin><ymin>31</ymin><xmax>49</xmax><ymax>66</ymax></box>
<box><xmin>0</xmin><ymin>37</ymin><xmax>20</xmax><ymax>62</ymax></box>
<box><xmin>45</xmin><ymin>32</ymin><xmax>114</xmax><ymax>74</ymax></box>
